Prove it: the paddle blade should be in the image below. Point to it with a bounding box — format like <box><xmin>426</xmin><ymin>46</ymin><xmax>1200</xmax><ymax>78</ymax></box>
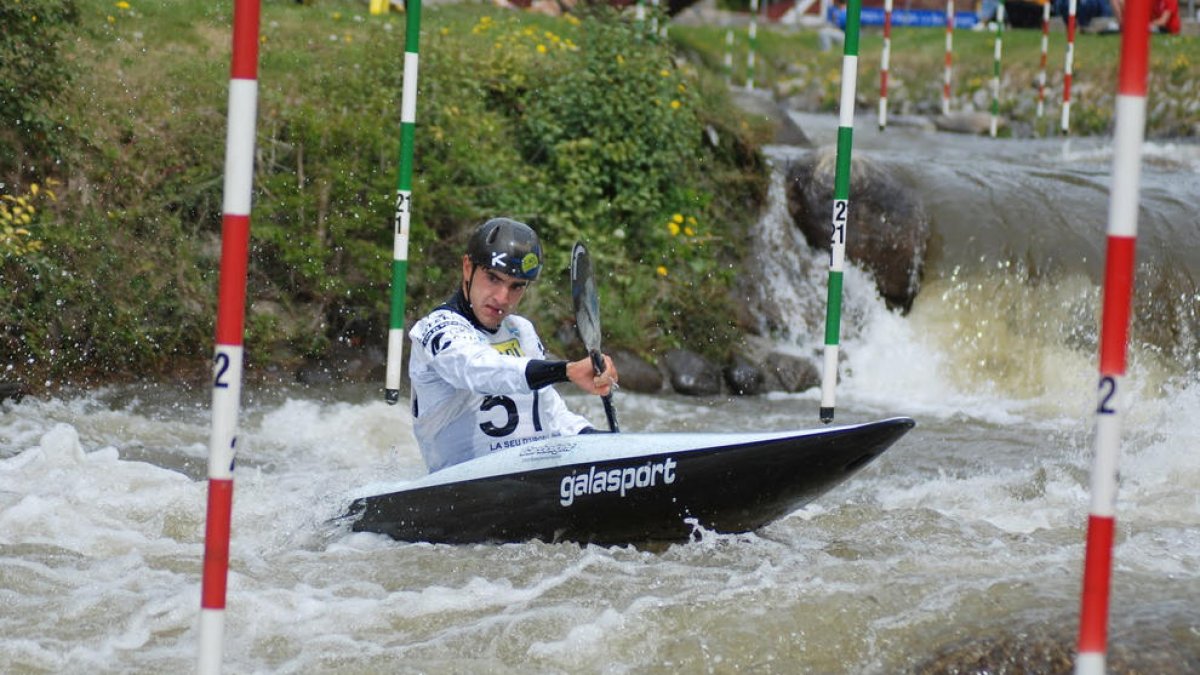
<box><xmin>570</xmin><ymin>242</ymin><xmax>602</xmax><ymax>353</ymax></box>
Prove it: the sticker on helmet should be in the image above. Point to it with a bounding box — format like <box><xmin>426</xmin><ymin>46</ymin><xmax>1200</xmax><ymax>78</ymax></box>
<box><xmin>521</xmin><ymin>252</ymin><xmax>540</xmax><ymax>273</ymax></box>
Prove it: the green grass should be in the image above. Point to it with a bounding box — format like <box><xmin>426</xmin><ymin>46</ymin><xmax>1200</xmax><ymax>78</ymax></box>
<box><xmin>670</xmin><ymin>19</ymin><xmax>1200</xmax><ymax>137</ymax></box>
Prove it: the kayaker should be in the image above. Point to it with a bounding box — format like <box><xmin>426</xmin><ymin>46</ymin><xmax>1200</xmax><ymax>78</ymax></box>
<box><xmin>408</xmin><ymin>217</ymin><xmax>618</xmax><ymax>472</ymax></box>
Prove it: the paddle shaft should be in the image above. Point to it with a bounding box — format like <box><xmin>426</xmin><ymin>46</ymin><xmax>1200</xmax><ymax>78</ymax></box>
<box><xmin>590</xmin><ymin>350</ymin><xmax>619</xmax><ymax>433</ymax></box>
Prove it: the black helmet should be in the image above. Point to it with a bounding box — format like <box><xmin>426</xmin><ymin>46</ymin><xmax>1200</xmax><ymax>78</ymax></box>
<box><xmin>466</xmin><ymin>217</ymin><xmax>543</xmax><ymax>281</ymax></box>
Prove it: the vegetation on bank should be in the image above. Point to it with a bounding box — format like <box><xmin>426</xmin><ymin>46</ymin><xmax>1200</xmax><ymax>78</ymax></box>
<box><xmin>1</xmin><ymin>0</ymin><xmax>771</xmax><ymax>391</ymax></box>
<box><xmin>4</xmin><ymin>0</ymin><xmax>1196</xmax><ymax>393</ymax></box>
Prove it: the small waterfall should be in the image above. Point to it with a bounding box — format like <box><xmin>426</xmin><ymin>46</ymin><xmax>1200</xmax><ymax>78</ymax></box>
<box><xmin>744</xmin><ymin>147</ymin><xmax>887</xmax><ymax>352</ymax></box>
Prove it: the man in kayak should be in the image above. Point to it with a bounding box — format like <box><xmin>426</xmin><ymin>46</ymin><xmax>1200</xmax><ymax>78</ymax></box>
<box><xmin>408</xmin><ymin>217</ymin><xmax>618</xmax><ymax>472</ymax></box>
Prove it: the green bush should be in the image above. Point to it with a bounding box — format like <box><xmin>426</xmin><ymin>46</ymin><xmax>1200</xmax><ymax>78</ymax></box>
<box><xmin>1</xmin><ymin>1</ymin><xmax>768</xmax><ymax>389</ymax></box>
<box><xmin>0</xmin><ymin>0</ymin><xmax>81</xmax><ymax>176</ymax></box>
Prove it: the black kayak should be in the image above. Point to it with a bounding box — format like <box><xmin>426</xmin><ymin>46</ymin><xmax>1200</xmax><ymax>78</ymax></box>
<box><xmin>345</xmin><ymin>417</ymin><xmax>915</xmax><ymax>545</ymax></box>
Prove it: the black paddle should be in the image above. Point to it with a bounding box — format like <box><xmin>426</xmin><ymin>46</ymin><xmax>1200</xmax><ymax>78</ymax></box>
<box><xmin>570</xmin><ymin>242</ymin><xmax>619</xmax><ymax>433</ymax></box>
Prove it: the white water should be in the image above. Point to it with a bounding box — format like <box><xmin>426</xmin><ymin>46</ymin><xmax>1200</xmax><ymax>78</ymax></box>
<box><xmin>4</xmin><ymin>117</ymin><xmax>1200</xmax><ymax>671</ymax></box>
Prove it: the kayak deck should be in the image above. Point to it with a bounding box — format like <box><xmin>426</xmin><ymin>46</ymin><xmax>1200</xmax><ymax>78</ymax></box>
<box><xmin>346</xmin><ymin>417</ymin><xmax>915</xmax><ymax>545</ymax></box>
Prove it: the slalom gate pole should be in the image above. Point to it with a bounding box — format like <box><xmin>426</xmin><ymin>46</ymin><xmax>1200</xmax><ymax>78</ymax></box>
<box><xmin>199</xmin><ymin>0</ymin><xmax>260</xmax><ymax>671</ymax></box>
<box><xmin>989</xmin><ymin>0</ymin><xmax>1005</xmax><ymax>138</ymax></box>
<box><xmin>879</xmin><ymin>0</ymin><xmax>893</xmax><ymax>131</ymax></box>
<box><xmin>1062</xmin><ymin>0</ymin><xmax>1078</xmax><ymax>133</ymax></box>
<box><xmin>819</xmin><ymin>0</ymin><xmax>862</xmax><ymax>424</ymax></box>
<box><xmin>1075</xmin><ymin>0</ymin><xmax>1151</xmax><ymax>671</ymax></box>
<box><xmin>384</xmin><ymin>0</ymin><xmax>423</xmax><ymax>405</ymax></box>
<box><xmin>725</xmin><ymin>29</ymin><xmax>734</xmax><ymax>85</ymax></box>
<box><xmin>1036</xmin><ymin>0</ymin><xmax>1050</xmax><ymax>123</ymax></box>
<box><xmin>942</xmin><ymin>0</ymin><xmax>954</xmax><ymax>115</ymax></box>
<box><xmin>747</xmin><ymin>0</ymin><xmax>758</xmax><ymax>90</ymax></box>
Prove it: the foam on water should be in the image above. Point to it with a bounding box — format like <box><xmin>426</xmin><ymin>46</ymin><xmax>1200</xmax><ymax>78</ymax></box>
<box><xmin>2</xmin><ymin>371</ymin><xmax>1198</xmax><ymax>672</ymax></box>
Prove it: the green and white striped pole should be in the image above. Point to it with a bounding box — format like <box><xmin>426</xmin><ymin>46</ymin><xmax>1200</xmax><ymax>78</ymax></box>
<box><xmin>725</xmin><ymin>29</ymin><xmax>734</xmax><ymax>85</ymax></box>
<box><xmin>385</xmin><ymin>0</ymin><xmax>422</xmax><ymax>405</ymax></box>
<box><xmin>990</xmin><ymin>0</ymin><xmax>1005</xmax><ymax>138</ymax></box>
<box><xmin>819</xmin><ymin>0</ymin><xmax>862</xmax><ymax>424</ymax></box>
<box><xmin>746</xmin><ymin>0</ymin><xmax>758</xmax><ymax>90</ymax></box>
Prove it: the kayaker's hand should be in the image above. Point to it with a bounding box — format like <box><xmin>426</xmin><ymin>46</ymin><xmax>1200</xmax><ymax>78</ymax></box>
<box><xmin>567</xmin><ymin>355</ymin><xmax>618</xmax><ymax>396</ymax></box>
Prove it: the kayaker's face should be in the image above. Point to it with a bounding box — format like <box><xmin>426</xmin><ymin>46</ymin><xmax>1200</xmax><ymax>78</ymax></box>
<box><xmin>463</xmin><ymin>255</ymin><xmax>529</xmax><ymax>330</ymax></box>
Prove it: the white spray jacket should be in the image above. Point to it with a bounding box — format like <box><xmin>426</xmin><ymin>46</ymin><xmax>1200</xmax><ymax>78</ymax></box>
<box><xmin>408</xmin><ymin>291</ymin><xmax>592</xmax><ymax>473</ymax></box>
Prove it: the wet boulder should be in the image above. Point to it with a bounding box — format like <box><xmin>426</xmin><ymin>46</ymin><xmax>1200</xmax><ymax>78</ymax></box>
<box><xmin>611</xmin><ymin>349</ymin><xmax>664</xmax><ymax>394</ymax></box>
<box><xmin>761</xmin><ymin>351</ymin><xmax>820</xmax><ymax>393</ymax></box>
<box><xmin>723</xmin><ymin>354</ymin><xmax>765</xmax><ymax>396</ymax></box>
<box><xmin>664</xmin><ymin>349</ymin><xmax>722</xmax><ymax>396</ymax></box>
<box><xmin>784</xmin><ymin>148</ymin><xmax>931</xmax><ymax>312</ymax></box>
<box><xmin>728</xmin><ymin>87</ymin><xmax>812</xmax><ymax>147</ymax></box>
<box><xmin>934</xmin><ymin>111</ymin><xmax>1005</xmax><ymax>135</ymax></box>
<box><xmin>0</xmin><ymin>382</ymin><xmax>25</xmax><ymax>404</ymax></box>
<box><xmin>916</xmin><ymin>604</ymin><xmax>1200</xmax><ymax>674</ymax></box>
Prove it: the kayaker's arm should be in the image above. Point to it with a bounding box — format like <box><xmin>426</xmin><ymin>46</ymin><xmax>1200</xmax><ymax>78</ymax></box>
<box><xmin>526</xmin><ymin>355</ymin><xmax>617</xmax><ymax>396</ymax></box>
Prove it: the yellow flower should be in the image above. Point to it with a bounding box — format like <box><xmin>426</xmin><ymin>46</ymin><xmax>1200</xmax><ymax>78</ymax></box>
<box><xmin>107</xmin><ymin>14</ymin><xmax>115</xmax><ymax>23</ymax></box>
<box><xmin>677</xmin><ymin>83</ymin><xmax>686</xmax><ymax>93</ymax></box>
<box><xmin>670</xmin><ymin>100</ymin><xmax>681</xmax><ymax>110</ymax></box>
<box><xmin>616</xmin><ymin>54</ymin><xmax>625</xmax><ymax>65</ymax></box>
<box><xmin>440</xmin><ymin>27</ymin><xmax>449</xmax><ymax>36</ymax></box>
<box><xmin>656</xmin><ymin>266</ymin><xmax>668</xmax><ymax>277</ymax></box>
<box><xmin>667</xmin><ymin>222</ymin><xmax>680</xmax><ymax>236</ymax></box>
<box><xmin>687</xmin><ymin>215</ymin><xmax>697</xmax><ymax>225</ymax></box>
<box><xmin>115</xmin><ymin>0</ymin><xmax>130</xmax><ymax>8</ymax></box>
<box><xmin>684</xmin><ymin>226</ymin><xmax>695</xmax><ymax>236</ymax></box>
<box><xmin>30</xmin><ymin>184</ymin><xmax>39</xmax><ymax>195</ymax></box>
<box><xmin>660</xmin><ymin>69</ymin><xmax>670</xmax><ymax>77</ymax></box>
<box><xmin>672</xmin><ymin>213</ymin><xmax>684</xmax><ymax>224</ymax></box>
<box><xmin>536</xmin><ymin>44</ymin><xmax>547</xmax><ymax>54</ymax></box>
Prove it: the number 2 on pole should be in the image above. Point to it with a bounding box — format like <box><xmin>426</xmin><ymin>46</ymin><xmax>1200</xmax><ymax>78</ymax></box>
<box><xmin>394</xmin><ymin>192</ymin><xmax>411</xmax><ymax>221</ymax></box>
<box><xmin>213</xmin><ymin>352</ymin><xmax>231</xmax><ymax>389</ymax></box>
<box><xmin>1096</xmin><ymin>375</ymin><xmax>1117</xmax><ymax>415</ymax></box>
<box><xmin>830</xmin><ymin>199</ymin><xmax>848</xmax><ymax>266</ymax></box>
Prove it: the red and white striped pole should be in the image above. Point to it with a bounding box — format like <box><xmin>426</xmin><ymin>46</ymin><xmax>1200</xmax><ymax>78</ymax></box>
<box><xmin>989</xmin><ymin>0</ymin><xmax>1004</xmax><ymax>138</ymax></box>
<box><xmin>1036</xmin><ymin>0</ymin><xmax>1050</xmax><ymax>123</ymax></box>
<box><xmin>878</xmin><ymin>0</ymin><xmax>893</xmax><ymax>130</ymax></box>
<box><xmin>199</xmin><ymin>0</ymin><xmax>260</xmax><ymax>672</ymax></box>
<box><xmin>1061</xmin><ymin>0</ymin><xmax>1078</xmax><ymax>134</ymax></box>
<box><xmin>1075</xmin><ymin>0</ymin><xmax>1151</xmax><ymax>671</ymax></box>
<box><xmin>942</xmin><ymin>0</ymin><xmax>954</xmax><ymax>116</ymax></box>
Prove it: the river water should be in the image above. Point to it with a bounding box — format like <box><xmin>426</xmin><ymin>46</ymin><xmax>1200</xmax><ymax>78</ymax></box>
<box><xmin>2</xmin><ymin>114</ymin><xmax>1199</xmax><ymax>672</ymax></box>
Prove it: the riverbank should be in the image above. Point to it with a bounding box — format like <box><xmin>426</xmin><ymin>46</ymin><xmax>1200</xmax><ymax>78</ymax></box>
<box><xmin>670</xmin><ymin>7</ymin><xmax>1200</xmax><ymax>137</ymax></box>
<box><xmin>1</xmin><ymin>0</ymin><xmax>771</xmax><ymax>394</ymax></box>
